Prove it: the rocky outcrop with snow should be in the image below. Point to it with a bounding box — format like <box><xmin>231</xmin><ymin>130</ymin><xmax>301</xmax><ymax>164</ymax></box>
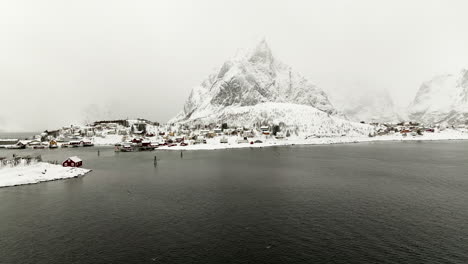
<box><xmin>170</xmin><ymin>40</ymin><xmax>373</xmax><ymax>136</ymax></box>
<box><xmin>409</xmin><ymin>69</ymin><xmax>468</xmax><ymax>125</ymax></box>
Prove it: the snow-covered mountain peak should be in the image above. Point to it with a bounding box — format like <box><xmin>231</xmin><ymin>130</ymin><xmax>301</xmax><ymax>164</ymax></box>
<box><xmin>248</xmin><ymin>39</ymin><xmax>274</xmax><ymax>64</ymax></box>
<box><xmin>168</xmin><ymin>41</ymin><xmax>373</xmax><ymax>136</ymax></box>
<box><xmin>172</xmin><ymin>40</ymin><xmax>338</xmax><ymax>124</ymax></box>
<box><xmin>409</xmin><ymin>69</ymin><xmax>468</xmax><ymax>125</ymax></box>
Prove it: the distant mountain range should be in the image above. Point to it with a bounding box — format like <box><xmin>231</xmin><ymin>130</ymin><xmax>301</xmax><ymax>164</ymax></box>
<box><xmin>170</xmin><ymin>40</ymin><xmax>467</xmax><ymax>128</ymax></box>
<box><xmin>331</xmin><ymin>69</ymin><xmax>468</xmax><ymax>125</ymax></box>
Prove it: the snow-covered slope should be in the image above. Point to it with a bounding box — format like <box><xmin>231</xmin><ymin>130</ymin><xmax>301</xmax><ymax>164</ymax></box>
<box><xmin>409</xmin><ymin>69</ymin><xmax>468</xmax><ymax>125</ymax></box>
<box><xmin>329</xmin><ymin>88</ymin><xmax>403</xmax><ymax>123</ymax></box>
<box><xmin>178</xmin><ymin>102</ymin><xmax>373</xmax><ymax>136</ymax></box>
<box><xmin>170</xmin><ymin>40</ymin><xmax>373</xmax><ymax>136</ymax></box>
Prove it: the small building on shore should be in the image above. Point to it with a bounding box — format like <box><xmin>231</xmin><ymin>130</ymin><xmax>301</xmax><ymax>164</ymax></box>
<box><xmin>62</xmin><ymin>156</ymin><xmax>83</xmax><ymax>167</ymax></box>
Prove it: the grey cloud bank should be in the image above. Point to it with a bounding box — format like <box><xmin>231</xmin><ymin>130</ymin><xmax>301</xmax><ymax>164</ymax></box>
<box><xmin>1</xmin><ymin>0</ymin><xmax>467</xmax><ymax>131</ymax></box>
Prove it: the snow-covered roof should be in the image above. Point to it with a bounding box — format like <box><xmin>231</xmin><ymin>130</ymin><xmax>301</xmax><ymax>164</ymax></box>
<box><xmin>67</xmin><ymin>156</ymin><xmax>82</xmax><ymax>162</ymax></box>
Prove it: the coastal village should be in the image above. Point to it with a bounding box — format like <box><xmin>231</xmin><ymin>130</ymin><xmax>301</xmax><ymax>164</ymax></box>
<box><xmin>369</xmin><ymin>121</ymin><xmax>467</xmax><ymax>137</ymax></box>
<box><xmin>1</xmin><ymin>118</ymin><xmax>467</xmax><ymax>152</ymax></box>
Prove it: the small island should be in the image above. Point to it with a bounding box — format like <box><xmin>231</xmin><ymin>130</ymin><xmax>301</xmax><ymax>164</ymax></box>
<box><xmin>0</xmin><ymin>156</ymin><xmax>90</xmax><ymax>188</ymax></box>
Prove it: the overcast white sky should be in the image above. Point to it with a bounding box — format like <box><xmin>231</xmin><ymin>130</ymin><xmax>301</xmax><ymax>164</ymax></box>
<box><xmin>1</xmin><ymin>0</ymin><xmax>468</xmax><ymax>131</ymax></box>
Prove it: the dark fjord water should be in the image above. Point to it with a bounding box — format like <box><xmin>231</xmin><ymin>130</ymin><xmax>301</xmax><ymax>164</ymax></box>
<box><xmin>1</xmin><ymin>141</ymin><xmax>468</xmax><ymax>264</ymax></box>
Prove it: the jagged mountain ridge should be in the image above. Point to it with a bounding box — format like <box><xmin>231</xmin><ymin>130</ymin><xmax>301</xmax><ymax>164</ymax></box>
<box><xmin>173</xmin><ymin>40</ymin><xmax>337</xmax><ymax>121</ymax></box>
<box><xmin>170</xmin><ymin>40</ymin><xmax>373</xmax><ymax>136</ymax></box>
<box><xmin>409</xmin><ymin>69</ymin><xmax>468</xmax><ymax>125</ymax></box>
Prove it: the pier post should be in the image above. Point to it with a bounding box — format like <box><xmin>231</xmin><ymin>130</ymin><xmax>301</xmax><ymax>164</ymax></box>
<box><xmin>97</xmin><ymin>150</ymin><xmax>100</xmax><ymax>156</ymax></box>
<box><xmin>180</xmin><ymin>151</ymin><xmax>183</xmax><ymax>158</ymax></box>
<box><xmin>154</xmin><ymin>156</ymin><xmax>157</xmax><ymax>166</ymax></box>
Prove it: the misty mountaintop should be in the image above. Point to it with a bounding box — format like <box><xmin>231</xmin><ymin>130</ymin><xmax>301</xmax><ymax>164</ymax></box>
<box><xmin>328</xmin><ymin>88</ymin><xmax>405</xmax><ymax>124</ymax></box>
<box><xmin>409</xmin><ymin>69</ymin><xmax>468</xmax><ymax>125</ymax></box>
<box><xmin>170</xmin><ymin>40</ymin><xmax>373</xmax><ymax>137</ymax></box>
<box><xmin>172</xmin><ymin>39</ymin><xmax>337</xmax><ymax>121</ymax></box>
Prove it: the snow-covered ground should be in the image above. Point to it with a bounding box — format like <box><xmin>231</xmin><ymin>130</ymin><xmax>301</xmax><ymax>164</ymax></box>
<box><xmin>369</xmin><ymin>129</ymin><xmax>468</xmax><ymax>142</ymax></box>
<box><xmin>0</xmin><ymin>162</ymin><xmax>90</xmax><ymax>188</ymax></box>
<box><xmin>151</xmin><ymin>129</ymin><xmax>468</xmax><ymax>151</ymax></box>
<box><xmin>92</xmin><ymin>134</ymin><xmax>124</xmax><ymax>146</ymax></box>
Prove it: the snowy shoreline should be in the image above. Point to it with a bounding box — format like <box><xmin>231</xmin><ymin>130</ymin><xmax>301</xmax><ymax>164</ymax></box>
<box><xmin>158</xmin><ymin>135</ymin><xmax>468</xmax><ymax>151</ymax></box>
<box><xmin>93</xmin><ymin>129</ymin><xmax>468</xmax><ymax>151</ymax></box>
<box><xmin>0</xmin><ymin>162</ymin><xmax>91</xmax><ymax>188</ymax></box>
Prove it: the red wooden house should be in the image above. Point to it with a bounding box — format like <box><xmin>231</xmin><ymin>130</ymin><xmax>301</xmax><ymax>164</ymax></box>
<box><xmin>62</xmin><ymin>156</ymin><xmax>83</xmax><ymax>167</ymax></box>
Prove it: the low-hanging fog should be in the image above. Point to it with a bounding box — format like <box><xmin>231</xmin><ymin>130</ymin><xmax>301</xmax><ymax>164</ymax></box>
<box><xmin>1</xmin><ymin>0</ymin><xmax>468</xmax><ymax>131</ymax></box>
